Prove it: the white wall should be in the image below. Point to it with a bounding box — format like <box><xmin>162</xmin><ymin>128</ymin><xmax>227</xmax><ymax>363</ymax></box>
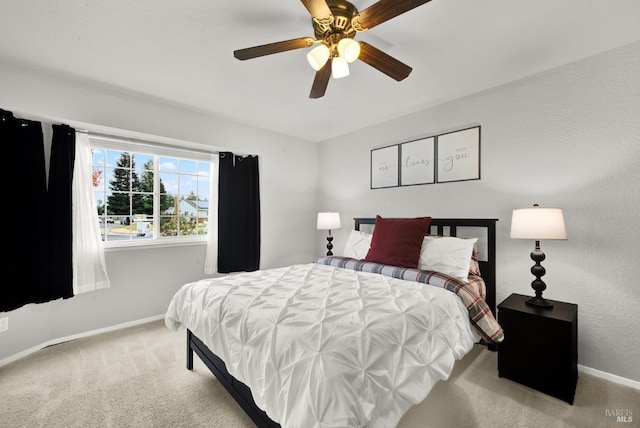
<box><xmin>317</xmin><ymin>41</ymin><xmax>640</xmax><ymax>383</ymax></box>
<box><xmin>0</xmin><ymin>60</ymin><xmax>319</xmax><ymax>361</ymax></box>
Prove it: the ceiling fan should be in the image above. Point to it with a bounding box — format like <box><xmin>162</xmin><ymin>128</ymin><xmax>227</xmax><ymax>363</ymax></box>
<box><xmin>233</xmin><ymin>0</ymin><xmax>432</xmax><ymax>99</ymax></box>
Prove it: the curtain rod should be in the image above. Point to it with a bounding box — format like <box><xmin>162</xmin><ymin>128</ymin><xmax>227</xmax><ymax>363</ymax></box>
<box><xmin>83</xmin><ymin>130</ymin><xmax>221</xmax><ymax>156</ymax></box>
<box><xmin>81</xmin><ymin>130</ymin><xmax>253</xmax><ymax>158</ymax></box>
<box><xmin>7</xmin><ymin>108</ymin><xmax>252</xmax><ymax>157</ymax></box>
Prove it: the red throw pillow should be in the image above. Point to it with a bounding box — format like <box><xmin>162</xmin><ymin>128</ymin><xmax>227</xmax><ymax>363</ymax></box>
<box><xmin>364</xmin><ymin>215</ymin><xmax>432</xmax><ymax>268</ymax></box>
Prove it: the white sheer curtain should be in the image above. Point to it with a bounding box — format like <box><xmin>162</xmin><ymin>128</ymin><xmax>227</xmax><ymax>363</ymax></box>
<box><xmin>72</xmin><ymin>131</ymin><xmax>110</xmax><ymax>294</ymax></box>
<box><xmin>204</xmin><ymin>153</ymin><xmax>219</xmax><ymax>275</ymax></box>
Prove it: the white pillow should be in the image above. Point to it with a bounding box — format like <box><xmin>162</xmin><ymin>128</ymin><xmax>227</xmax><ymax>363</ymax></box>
<box><xmin>418</xmin><ymin>236</ymin><xmax>478</xmax><ymax>281</ymax></box>
<box><xmin>343</xmin><ymin>230</ymin><xmax>372</xmax><ymax>260</ymax></box>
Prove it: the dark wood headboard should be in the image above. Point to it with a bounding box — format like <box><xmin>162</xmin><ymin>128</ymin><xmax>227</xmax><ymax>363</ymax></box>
<box><xmin>354</xmin><ymin>217</ymin><xmax>498</xmax><ymax>320</ymax></box>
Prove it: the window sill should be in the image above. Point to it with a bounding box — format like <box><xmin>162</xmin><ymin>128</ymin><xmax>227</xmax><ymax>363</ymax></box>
<box><xmin>103</xmin><ymin>237</ymin><xmax>207</xmax><ymax>252</ymax></box>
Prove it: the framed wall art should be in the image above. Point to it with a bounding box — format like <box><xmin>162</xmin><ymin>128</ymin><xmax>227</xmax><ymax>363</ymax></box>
<box><xmin>400</xmin><ymin>136</ymin><xmax>435</xmax><ymax>186</ymax></box>
<box><xmin>370</xmin><ymin>144</ymin><xmax>399</xmax><ymax>189</ymax></box>
<box><xmin>436</xmin><ymin>126</ymin><xmax>480</xmax><ymax>183</ymax></box>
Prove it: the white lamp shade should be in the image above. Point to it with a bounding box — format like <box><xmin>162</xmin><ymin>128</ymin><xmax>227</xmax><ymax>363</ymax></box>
<box><xmin>510</xmin><ymin>207</ymin><xmax>567</xmax><ymax>240</ymax></box>
<box><xmin>317</xmin><ymin>212</ymin><xmax>341</xmax><ymax>230</ymax></box>
<box><xmin>337</xmin><ymin>38</ymin><xmax>360</xmax><ymax>63</ymax></box>
<box><xmin>307</xmin><ymin>44</ymin><xmax>330</xmax><ymax>71</ymax></box>
<box><xmin>331</xmin><ymin>56</ymin><xmax>350</xmax><ymax>79</ymax></box>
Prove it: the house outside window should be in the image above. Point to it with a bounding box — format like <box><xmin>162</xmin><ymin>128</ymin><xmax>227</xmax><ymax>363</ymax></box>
<box><xmin>90</xmin><ymin>135</ymin><xmax>212</xmax><ymax>246</ymax></box>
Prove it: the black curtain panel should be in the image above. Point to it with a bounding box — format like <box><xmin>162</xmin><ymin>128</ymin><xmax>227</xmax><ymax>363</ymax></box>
<box><xmin>1</xmin><ymin>109</ymin><xmax>49</xmax><ymax>311</ymax></box>
<box><xmin>0</xmin><ymin>110</ymin><xmax>76</xmax><ymax>312</ymax></box>
<box><xmin>47</xmin><ymin>124</ymin><xmax>76</xmax><ymax>301</ymax></box>
<box><xmin>217</xmin><ymin>152</ymin><xmax>261</xmax><ymax>273</ymax></box>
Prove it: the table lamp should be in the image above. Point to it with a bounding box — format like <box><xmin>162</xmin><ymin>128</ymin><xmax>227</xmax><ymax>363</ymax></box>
<box><xmin>317</xmin><ymin>211</ymin><xmax>341</xmax><ymax>256</ymax></box>
<box><xmin>510</xmin><ymin>204</ymin><xmax>567</xmax><ymax>308</ymax></box>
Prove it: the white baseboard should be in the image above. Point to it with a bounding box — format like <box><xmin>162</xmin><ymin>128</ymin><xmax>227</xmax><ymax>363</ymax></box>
<box><xmin>2</xmin><ymin>316</ymin><xmax>639</xmax><ymax>391</ymax></box>
<box><xmin>579</xmin><ymin>364</ymin><xmax>640</xmax><ymax>390</ymax></box>
<box><xmin>0</xmin><ymin>314</ymin><xmax>165</xmax><ymax>368</ymax></box>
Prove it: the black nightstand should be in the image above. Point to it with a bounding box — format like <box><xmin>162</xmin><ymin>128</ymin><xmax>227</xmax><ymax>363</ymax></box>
<box><xmin>497</xmin><ymin>293</ymin><xmax>578</xmax><ymax>404</ymax></box>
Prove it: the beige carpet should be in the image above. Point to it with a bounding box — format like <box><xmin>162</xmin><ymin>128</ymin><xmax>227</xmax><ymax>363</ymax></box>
<box><xmin>0</xmin><ymin>320</ymin><xmax>637</xmax><ymax>428</ymax></box>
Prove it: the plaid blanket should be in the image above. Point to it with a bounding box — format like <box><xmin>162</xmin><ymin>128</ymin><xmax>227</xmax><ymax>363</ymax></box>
<box><xmin>314</xmin><ymin>256</ymin><xmax>504</xmax><ymax>344</ymax></box>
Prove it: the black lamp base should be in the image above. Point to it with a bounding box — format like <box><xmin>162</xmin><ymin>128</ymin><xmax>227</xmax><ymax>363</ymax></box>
<box><xmin>325</xmin><ymin>235</ymin><xmax>334</xmax><ymax>256</ymax></box>
<box><xmin>525</xmin><ymin>296</ymin><xmax>554</xmax><ymax>308</ymax></box>
<box><xmin>527</xmin><ymin>241</ymin><xmax>553</xmax><ymax>309</ymax></box>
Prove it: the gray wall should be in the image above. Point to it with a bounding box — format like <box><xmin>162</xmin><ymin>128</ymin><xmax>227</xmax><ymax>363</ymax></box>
<box><xmin>316</xmin><ymin>41</ymin><xmax>640</xmax><ymax>383</ymax></box>
<box><xmin>0</xmin><ymin>60</ymin><xmax>319</xmax><ymax>361</ymax></box>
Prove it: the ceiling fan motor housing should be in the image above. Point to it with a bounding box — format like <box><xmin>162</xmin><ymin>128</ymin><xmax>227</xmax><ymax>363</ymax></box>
<box><xmin>313</xmin><ymin>0</ymin><xmax>359</xmax><ymax>48</ymax></box>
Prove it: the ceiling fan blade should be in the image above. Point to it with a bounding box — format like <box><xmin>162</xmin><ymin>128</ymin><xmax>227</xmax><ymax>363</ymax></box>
<box><xmin>309</xmin><ymin>60</ymin><xmax>332</xmax><ymax>99</ymax></box>
<box><xmin>234</xmin><ymin>37</ymin><xmax>315</xmax><ymax>60</ymax></box>
<box><xmin>300</xmin><ymin>0</ymin><xmax>333</xmax><ymax>21</ymax></box>
<box><xmin>358</xmin><ymin>42</ymin><xmax>412</xmax><ymax>81</ymax></box>
<box><xmin>353</xmin><ymin>0</ymin><xmax>432</xmax><ymax>31</ymax></box>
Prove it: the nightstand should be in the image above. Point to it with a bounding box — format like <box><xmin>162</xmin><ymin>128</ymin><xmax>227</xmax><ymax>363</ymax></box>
<box><xmin>497</xmin><ymin>293</ymin><xmax>578</xmax><ymax>404</ymax></box>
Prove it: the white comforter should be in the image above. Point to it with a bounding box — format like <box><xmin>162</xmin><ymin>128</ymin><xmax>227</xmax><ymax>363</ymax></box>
<box><xmin>165</xmin><ymin>263</ymin><xmax>480</xmax><ymax>428</ymax></box>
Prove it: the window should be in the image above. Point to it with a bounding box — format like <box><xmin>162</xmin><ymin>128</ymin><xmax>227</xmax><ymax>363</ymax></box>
<box><xmin>90</xmin><ymin>135</ymin><xmax>212</xmax><ymax>246</ymax></box>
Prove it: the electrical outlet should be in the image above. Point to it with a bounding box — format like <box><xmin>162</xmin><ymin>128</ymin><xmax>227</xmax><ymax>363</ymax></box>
<box><xmin>0</xmin><ymin>316</ymin><xmax>8</xmax><ymax>332</ymax></box>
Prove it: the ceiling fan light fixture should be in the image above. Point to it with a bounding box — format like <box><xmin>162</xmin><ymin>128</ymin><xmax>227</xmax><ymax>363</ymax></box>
<box><xmin>307</xmin><ymin>44</ymin><xmax>331</xmax><ymax>71</ymax></box>
<box><xmin>337</xmin><ymin>38</ymin><xmax>360</xmax><ymax>63</ymax></box>
<box><xmin>332</xmin><ymin>56</ymin><xmax>350</xmax><ymax>79</ymax></box>
<box><xmin>234</xmin><ymin>0</ymin><xmax>431</xmax><ymax>98</ymax></box>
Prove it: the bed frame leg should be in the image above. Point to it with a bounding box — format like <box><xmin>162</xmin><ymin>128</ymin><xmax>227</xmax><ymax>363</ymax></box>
<box><xmin>187</xmin><ymin>329</ymin><xmax>194</xmax><ymax>370</ymax></box>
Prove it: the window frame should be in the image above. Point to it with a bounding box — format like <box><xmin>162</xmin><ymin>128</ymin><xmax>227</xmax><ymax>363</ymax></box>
<box><xmin>89</xmin><ymin>134</ymin><xmax>214</xmax><ymax>249</ymax></box>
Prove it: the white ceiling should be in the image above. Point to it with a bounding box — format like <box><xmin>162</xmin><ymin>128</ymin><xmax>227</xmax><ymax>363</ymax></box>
<box><xmin>1</xmin><ymin>0</ymin><xmax>639</xmax><ymax>142</ymax></box>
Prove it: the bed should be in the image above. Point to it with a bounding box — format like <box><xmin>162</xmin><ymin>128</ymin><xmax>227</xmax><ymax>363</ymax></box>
<box><xmin>165</xmin><ymin>217</ymin><xmax>502</xmax><ymax>428</ymax></box>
